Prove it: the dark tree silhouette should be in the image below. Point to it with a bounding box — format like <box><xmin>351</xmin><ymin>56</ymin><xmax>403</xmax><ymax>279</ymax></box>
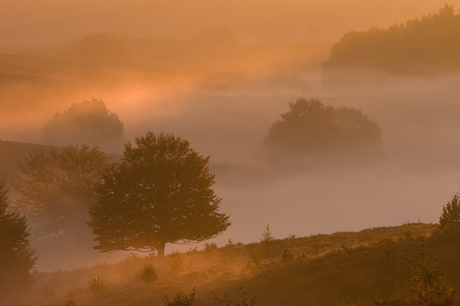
<box><xmin>323</xmin><ymin>4</ymin><xmax>460</xmax><ymax>77</ymax></box>
<box><xmin>0</xmin><ymin>179</ymin><xmax>36</xmax><ymax>300</ymax></box>
<box><xmin>42</xmin><ymin>99</ymin><xmax>124</xmax><ymax>152</ymax></box>
<box><xmin>439</xmin><ymin>195</ymin><xmax>460</xmax><ymax>231</ymax></box>
<box><xmin>88</xmin><ymin>131</ymin><xmax>230</xmax><ymax>256</ymax></box>
<box><xmin>263</xmin><ymin>98</ymin><xmax>383</xmax><ymax>164</ymax></box>
<box><xmin>16</xmin><ymin>145</ymin><xmax>110</xmax><ymax>239</ymax></box>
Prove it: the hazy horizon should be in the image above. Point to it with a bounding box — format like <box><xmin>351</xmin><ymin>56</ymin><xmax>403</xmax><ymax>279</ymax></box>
<box><xmin>3</xmin><ymin>0</ymin><xmax>460</xmax><ymax>47</ymax></box>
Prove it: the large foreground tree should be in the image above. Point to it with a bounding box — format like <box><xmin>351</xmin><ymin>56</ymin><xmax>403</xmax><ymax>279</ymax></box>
<box><xmin>0</xmin><ymin>179</ymin><xmax>36</xmax><ymax>300</ymax></box>
<box><xmin>88</xmin><ymin>132</ymin><xmax>230</xmax><ymax>256</ymax></box>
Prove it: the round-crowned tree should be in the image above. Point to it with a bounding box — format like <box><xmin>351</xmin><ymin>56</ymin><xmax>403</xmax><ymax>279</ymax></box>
<box><xmin>15</xmin><ymin>145</ymin><xmax>110</xmax><ymax>266</ymax></box>
<box><xmin>42</xmin><ymin>99</ymin><xmax>124</xmax><ymax>152</ymax></box>
<box><xmin>0</xmin><ymin>179</ymin><xmax>36</xmax><ymax>301</ymax></box>
<box><xmin>88</xmin><ymin>132</ymin><xmax>230</xmax><ymax>256</ymax></box>
<box><xmin>262</xmin><ymin>98</ymin><xmax>383</xmax><ymax>165</ymax></box>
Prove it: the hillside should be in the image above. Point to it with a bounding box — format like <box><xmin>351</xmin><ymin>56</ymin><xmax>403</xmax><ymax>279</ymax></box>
<box><xmin>323</xmin><ymin>4</ymin><xmax>460</xmax><ymax>85</ymax></box>
<box><xmin>11</xmin><ymin>222</ymin><xmax>460</xmax><ymax>305</ymax></box>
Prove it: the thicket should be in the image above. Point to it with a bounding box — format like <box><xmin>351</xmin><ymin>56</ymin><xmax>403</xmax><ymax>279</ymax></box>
<box><xmin>323</xmin><ymin>4</ymin><xmax>460</xmax><ymax>75</ymax></box>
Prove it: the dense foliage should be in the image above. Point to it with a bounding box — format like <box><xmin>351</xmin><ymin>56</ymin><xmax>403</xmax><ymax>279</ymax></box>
<box><xmin>88</xmin><ymin>131</ymin><xmax>230</xmax><ymax>256</ymax></box>
<box><xmin>439</xmin><ymin>195</ymin><xmax>460</xmax><ymax>231</ymax></box>
<box><xmin>16</xmin><ymin>145</ymin><xmax>110</xmax><ymax>238</ymax></box>
<box><xmin>0</xmin><ymin>179</ymin><xmax>36</xmax><ymax>300</ymax></box>
<box><xmin>323</xmin><ymin>5</ymin><xmax>460</xmax><ymax>75</ymax></box>
<box><xmin>263</xmin><ymin>98</ymin><xmax>383</xmax><ymax>163</ymax></box>
<box><xmin>42</xmin><ymin>99</ymin><xmax>124</xmax><ymax>152</ymax></box>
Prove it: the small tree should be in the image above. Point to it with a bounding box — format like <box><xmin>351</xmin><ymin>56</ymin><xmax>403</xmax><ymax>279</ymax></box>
<box><xmin>261</xmin><ymin>224</ymin><xmax>275</xmax><ymax>242</ymax></box>
<box><xmin>42</xmin><ymin>99</ymin><xmax>124</xmax><ymax>152</ymax></box>
<box><xmin>439</xmin><ymin>195</ymin><xmax>460</xmax><ymax>231</ymax></box>
<box><xmin>408</xmin><ymin>245</ymin><xmax>454</xmax><ymax>303</ymax></box>
<box><xmin>88</xmin><ymin>131</ymin><xmax>230</xmax><ymax>256</ymax></box>
<box><xmin>0</xmin><ymin>179</ymin><xmax>36</xmax><ymax>300</ymax></box>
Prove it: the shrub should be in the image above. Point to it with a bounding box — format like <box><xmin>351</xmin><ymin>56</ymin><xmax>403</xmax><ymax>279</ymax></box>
<box><xmin>204</xmin><ymin>242</ymin><xmax>218</xmax><ymax>253</ymax></box>
<box><xmin>408</xmin><ymin>245</ymin><xmax>454</xmax><ymax>303</ymax></box>
<box><xmin>211</xmin><ymin>287</ymin><xmax>257</xmax><ymax>306</ymax></box>
<box><xmin>139</xmin><ymin>264</ymin><xmax>158</xmax><ymax>284</ymax></box>
<box><xmin>168</xmin><ymin>251</ymin><xmax>185</xmax><ymax>277</ymax></box>
<box><xmin>88</xmin><ymin>276</ymin><xmax>110</xmax><ymax>295</ymax></box>
<box><xmin>164</xmin><ymin>287</ymin><xmax>199</xmax><ymax>306</ymax></box>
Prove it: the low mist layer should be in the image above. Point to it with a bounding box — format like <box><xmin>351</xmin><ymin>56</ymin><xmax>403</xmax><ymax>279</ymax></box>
<box><xmin>1</xmin><ymin>2</ymin><xmax>460</xmax><ymax>279</ymax></box>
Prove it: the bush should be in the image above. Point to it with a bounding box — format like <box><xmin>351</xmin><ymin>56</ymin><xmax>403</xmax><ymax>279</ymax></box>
<box><xmin>88</xmin><ymin>276</ymin><xmax>110</xmax><ymax>295</ymax></box>
<box><xmin>139</xmin><ymin>264</ymin><xmax>158</xmax><ymax>284</ymax></box>
<box><xmin>168</xmin><ymin>251</ymin><xmax>185</xmax><ymax>277</ymax></box>
<box><xmin>164</xmin><ymin>288</ymin><xmax>199</xmax><ymax>306</ymax></box>
<box><xmin>408</xmin><ymin>245</ymin><xmax>454</xmax><ymax>303</ymax></box>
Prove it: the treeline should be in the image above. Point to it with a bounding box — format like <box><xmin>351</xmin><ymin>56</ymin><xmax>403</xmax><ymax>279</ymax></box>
<box><xmin>323</xmin><ymin>4</ymin><xmax>460</xmax><ymax>75</ymax></box>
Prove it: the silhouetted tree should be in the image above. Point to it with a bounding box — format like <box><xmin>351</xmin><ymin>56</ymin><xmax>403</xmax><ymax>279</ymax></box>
<box><xmin>323</xmin><ymin>4</ymin><xmax>460</xmax><ymax>77</ymax></box>
<box><xmin>88</xmin><ymin>132</ymin><xmax>230</xmax><ymax>256</ymax></box>
<box><xmin>16</xmin><ymin>145</ymin><xmax>110</xmax><ymax>240</ymax></box>
<box><xmin>439</xmin><ymin>195</ymin><xmax>460</xmax><ymax>232</ymax></box>
<box><xmin>42</xmin><ymin>99</ymin><xmax>124</xmax><ymax>152</ymax></box>
<box><xmin>0</xmin><ymin>179</ymin><xmax>36</xmax><ymax>300</ymax></box>
<box><xmin>262</xmin><ymin>98</ymin><xmax>383</xmax><ymax>164</ymax></box>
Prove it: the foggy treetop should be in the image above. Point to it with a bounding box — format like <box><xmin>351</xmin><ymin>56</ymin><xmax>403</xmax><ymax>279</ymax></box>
<box><xmin>324</xmin><ymin>4</ymin><xmax>460</xmax><ymax>74</ymax></box>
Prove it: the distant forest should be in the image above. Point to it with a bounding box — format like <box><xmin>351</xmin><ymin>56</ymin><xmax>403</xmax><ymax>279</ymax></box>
<box><xmin>323</xmin><ymin>4</ymin><xmax>460</xmax><ymax>75</ymax></box>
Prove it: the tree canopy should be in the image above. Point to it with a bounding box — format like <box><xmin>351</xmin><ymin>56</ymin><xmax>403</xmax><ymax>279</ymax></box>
<box><xmin>42</xmin><ymin>99</ymin><xmax>124</xmax><ymax>152</ymax></box>
<box><xmin>262</xmin><ymin>98</ymin><xmax>383</xmax><ymax>164</ymax></box>
<box><xmin>439</xmin><ymin>195</ymin><xmax>460</xmax><ymax>232</ymax></box>
<box><xmin>88</xmin><ymin>131</ymin><xmax>230</xmax><ymax>256</ymax></box>
<box><xmin>16</xmin><ymin>145</ymin><xmax>110</xmax><ymax>237</ymax></box>
<box><xmin>0</xmin><ymin>179</ymin><xmax>36</xmax><ymax>300</ymax></box>
<box><xmin>323</xmin><ymin>4</ymin><xmax>460</xmax><ymax>76</ymax></box>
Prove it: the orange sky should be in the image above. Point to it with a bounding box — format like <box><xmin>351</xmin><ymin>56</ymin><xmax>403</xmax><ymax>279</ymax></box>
<box><xmin>2</xmin><ymin>0</ymin><xmax>460</xmax><ymax>46</ymax></box>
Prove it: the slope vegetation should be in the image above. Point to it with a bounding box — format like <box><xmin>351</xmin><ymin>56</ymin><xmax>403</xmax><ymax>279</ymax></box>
<box><xmin>15</xmin><ymin>222</ymin><xmax>460</xmax><ymax>305</ymax></box>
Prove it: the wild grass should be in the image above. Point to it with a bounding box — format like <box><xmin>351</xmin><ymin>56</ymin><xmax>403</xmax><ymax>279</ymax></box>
<box><xmin>17</xmin><ymin>222</ymin><xmax>460</xmax><ymax>305</ymax></box>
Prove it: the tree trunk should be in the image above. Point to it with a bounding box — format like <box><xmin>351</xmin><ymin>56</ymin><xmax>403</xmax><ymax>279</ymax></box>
<box><xmin>157</xmin><ymin>242</ymin><xmax>166</xmax><ymax>257</ymax></box>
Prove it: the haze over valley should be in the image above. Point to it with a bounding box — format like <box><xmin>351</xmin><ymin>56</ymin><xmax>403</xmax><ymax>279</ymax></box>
<box><xmin>2</xmin><ymin>1</ymin><xmax>460</xmax><ymax>305</ymax></box>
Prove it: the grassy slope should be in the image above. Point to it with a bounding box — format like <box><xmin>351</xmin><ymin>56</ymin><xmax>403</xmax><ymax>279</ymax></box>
<box><xmin>18</xmin><ymin>222</ymin><xmax>460</xmax><ymax>306</ymax></box>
